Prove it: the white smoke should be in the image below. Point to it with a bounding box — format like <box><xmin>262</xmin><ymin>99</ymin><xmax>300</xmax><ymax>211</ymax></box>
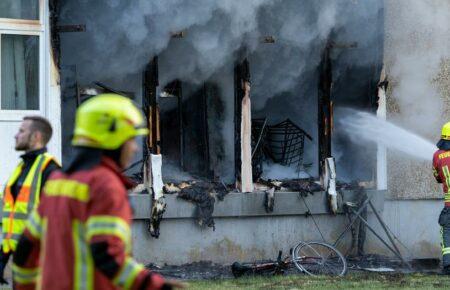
<box><xmin>60</xmin><ymin>0</ymin><xmax>276</xmax><ymax>84</ymax></box>
<box><xmin>59</xmin><ymin>0</ymin><xmax>384</xmax><ymax>180</ymax></box>
<box><xmin>60</xmin><ymin>0</ymin><xmax>382</xmax><ymax>104</ymax></box>
<box><xmin>385</xmin><ymin>0</ymin><xmax>450</xmax><ymax>135</ymax></box>
<box><xmin>261</xmin><ymin>162</ymin><xmax>310</xmax><ymax>180</ymax></box>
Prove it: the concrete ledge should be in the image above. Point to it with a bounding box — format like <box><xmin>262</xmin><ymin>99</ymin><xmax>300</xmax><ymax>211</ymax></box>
<box><xmin>130</xmin><ymin>189</ymin><xmax>385</xmax><ymax>220</ymax></box>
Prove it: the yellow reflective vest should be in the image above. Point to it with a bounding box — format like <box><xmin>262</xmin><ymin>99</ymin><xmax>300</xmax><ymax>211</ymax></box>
<box><xmin>2</xmin><ymin>153</ymin><xmax>56</xmax><ymax>253</ymax></box>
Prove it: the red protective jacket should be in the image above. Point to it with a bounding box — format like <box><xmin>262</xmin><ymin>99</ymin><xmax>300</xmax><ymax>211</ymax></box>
<box><xmin>12</xmin><ymin>157</ymin><xmax>165</xmax><ymax>290</ymax></box>
<box><xmin>433</xmin><ymin>149</ymin><xmax>450</xmax><ymax>207</ymax></box>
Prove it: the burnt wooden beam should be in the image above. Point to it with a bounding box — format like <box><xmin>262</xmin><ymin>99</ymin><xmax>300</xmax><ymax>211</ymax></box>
<box><xmin>94</xmin><ymin>81</ymin><xmax>133</xmax><ymax>99</ymax></box>
<box><xmin>56</xmin><ymin>24</ymin><xmax>86</xmax><ymax>33</ymax></box>
<box><xmin>177</xmin><ymin>82</ymin><xmax>185</xmax><ymax>170</ymax></box>
<box><xmin>171</xmin><ymin>31</ymin><xmax>185</xmax><ymax>38</ymax></box>
<box><xmin>202</xmin><ymin>84</ymin><xmax>212</xmax><ymax>178</ymax></box>
<box><xmin>328</xmin><ymin>41</ymin><xmax>358</xmax><ymax>49</ymax></box>
<box><xmin>143</xmin><ymin>56</ymin><xmax>160</xmax><ymax>155</ymax></box>
<box><xmin>49</xmin><ymin>0</ymin><xmax>61</xmax><ymax>68</ymax></box>
<box><xmin>143</xmin><ymin>57</ymin><xmax>166</xmax><ymax>238</ymax></box>
<box><xmin>318</xmin><ymin>41</ymin><xmax>333</xmax><ymax>178</ymax></box>
<box><xmin>234</xmin><ymin>59</ymin><xmax>251</xmax><ymax>176</ymax></box>
<box><xmin>262</xmin><ymin>36</ymin><xmax>275</xmax><ymax>43</ymax></box>
<box><xmin>234</xmin><ymin>58</ymin><xmax>253</xmax><ymax>192</ymax></box>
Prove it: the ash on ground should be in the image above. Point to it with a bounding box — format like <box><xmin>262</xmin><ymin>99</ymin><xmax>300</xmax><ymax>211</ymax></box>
<box><xmin>347</xmin><ymin>254</ymin><xmax>441</xmax><ymax>274</ymax></box>
<box><xmin>146</xmin><ymin>255</ymin><xmax>441</xmax><ymax>280</ymax></box>
<box><xmin>147</xmin><ymin>261</ymin><xmax>233</xmax><ymax>280</ymax></box>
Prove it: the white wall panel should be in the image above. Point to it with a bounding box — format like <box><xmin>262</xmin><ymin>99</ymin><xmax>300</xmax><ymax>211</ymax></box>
<box><xmin>0</xmin><ymin>121</ymin><xmax>22</xmax><ymax>188</ymax></box>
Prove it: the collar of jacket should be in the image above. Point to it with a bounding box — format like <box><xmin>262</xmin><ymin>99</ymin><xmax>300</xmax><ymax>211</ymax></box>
<box><xmin>20</xmin><ymin>147</ymin><xmax>47</xmax><ymax>164</ymax></box>
<box><xmin>100</xmin><ymin>156</ymin><xmax>136</xmax><ymax>190</ymax></box>
<box><xmin>437</xmin><ymin>139</ymin><xmax>450</xmax><ymax>151</ymax></box>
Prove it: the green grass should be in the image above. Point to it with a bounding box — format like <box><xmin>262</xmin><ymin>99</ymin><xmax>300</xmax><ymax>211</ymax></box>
<box><xmin>187</xmin><ymin>273</ymin><xmax>450</xmax><ymax>289</ymax></box>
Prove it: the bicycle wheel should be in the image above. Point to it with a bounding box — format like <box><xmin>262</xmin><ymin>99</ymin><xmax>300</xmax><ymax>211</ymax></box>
<box><xmin>292</xmin><ymin>241</ymin><xmax>347</xmax><ymax>277</ymax></box>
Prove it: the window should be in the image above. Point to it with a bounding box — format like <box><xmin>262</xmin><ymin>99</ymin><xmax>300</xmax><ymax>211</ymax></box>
<box><xmin>0</xmin><ymin>0</ymin><xmax>43</xmax><ymax>115</ymax></box>
<box><xmin>1</xmin><ymin>34</ymin><xmax>39</xmax><ymax>110</ymax></box>
<box><xmin>0</xmin><ymin>0</ymin><xmax>39</xmax><ymax>20</ymax></box>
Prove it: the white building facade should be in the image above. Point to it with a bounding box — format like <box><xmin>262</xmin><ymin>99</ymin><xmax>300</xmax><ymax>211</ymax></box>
<box><xmin>0</xmin><ymin>0</ymin><xmax>61</xmax><ymax>189</ymax></box>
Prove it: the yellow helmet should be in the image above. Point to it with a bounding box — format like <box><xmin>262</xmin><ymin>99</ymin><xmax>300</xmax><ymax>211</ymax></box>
<box><xmin>442</xmin><ymin>122</ymin><xmax>450</xmax><ymax>141</ymax></box>
<box><xmin>72</xmin><ymin>94</ymin><xmax>148</xmax><ymax>150</ymax></box>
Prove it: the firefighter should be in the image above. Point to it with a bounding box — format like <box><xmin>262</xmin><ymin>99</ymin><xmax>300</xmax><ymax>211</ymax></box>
<box><xmin>12</xmin><ymin>94</ymin><xmax>184</xmax><ymax>289</ymax></box>
<box><xmin>0</xmin><ymin>116</ymin><xmax>59</xmax><ymax>284</ymax></box>
<box><xmin>433</xmin><ymin>122</ymin><xmax>450</xmax><ymax>275</ymax></box>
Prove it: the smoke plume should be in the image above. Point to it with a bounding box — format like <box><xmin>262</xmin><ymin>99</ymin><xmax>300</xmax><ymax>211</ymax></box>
<box><xmin>60</xmin><ymin>0</ymin><xmax>382</xmax><ymax>101</ymax></box>
<box><xmin>385</xmin><ymin>0</ymin><xmax>450</xmax><ymax>136</ymax></box>
<box><xmin>59</xmin><ymin>0</ymin><xmax>384</xmax><ymax>180</ymax></box>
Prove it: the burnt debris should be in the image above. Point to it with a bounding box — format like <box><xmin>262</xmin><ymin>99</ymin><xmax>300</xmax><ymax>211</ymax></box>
<box><xmin>255</xmin><ymin>178</ymin><xmax>323</xmax><ymax>195</ymax></box>
<box><xmin>264</xmin><ymin>187</ymin><xmax>275</xmax><ymax>213</ymax></box>
<box><xmin>164</xmin><ymin>181</ymin><xmax>230</xmax><ymax>230</ymax></box>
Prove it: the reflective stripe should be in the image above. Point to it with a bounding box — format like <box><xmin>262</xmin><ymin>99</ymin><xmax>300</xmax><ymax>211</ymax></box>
<box><xmin>73</xmin><ymin>220</ymin><xmax>94</xmax><ymax>290</ymax></box>
<box><xmin>0</xmin><ymin>185</ymin><xmax>5</xmax><ymax>200</ymax></box>
<box><xmin>5</xmin><ymin>162</ymin><xmax>24</xmax><ymax>187</ymax></box>
<box><xmin>2</xmin><ymin>154</ymin><xmax>53</xmax><ymax>252</ymax></box>
<box><xmin>2</xmin><ymin>233</ymin><xmax>23</xmax><ymax>253</ymax></box>
<box><xmin>25</xmin><ymin>155</ymin><xmax>46</xmax><ymax>214</ymax></box>
<box><xmin>38</xmin><ymin>218</ymin><xmax>48</xmax><ymax>290</ymax></box>
<box><xmin>45</xmin><ymin>180</ymin><xmax>89</xmax><ymax>202</ymax></box>
<box><xmin>443</xmin><ymin>166</ymin><xmax>450</xmax><ymax>201</ymax></box>
<box><xmin>40</xmin><ymin>155</ymin><xmax>57</xmax><ymax>173</ymax></box>
<box><xmin>2</xmin><ymin>211</ymin><xmax>28</xmax><ymax>220</ymax></box>
<box><xmin>12</xmin><ymin>264</ymin><xmax>38</xmax><ymax>284</ymax></box>
<box><xmin>113</xmin><ymin>257</ymin><xmax>144</xmax><ymax>289</ymax></box>
<box><xmin>2</xmin><ymin>163</ymin><xmax>25</xmax><ymax>242</ymax></box>
<box><xmin>441</xmin><ymin>227</ymin><xmax>449</xmax><ymax>256</ymax></box>
<box><xmin>86</xmin><ymin>216</ymin><xmax>131</xmax><ymax>251</ymax></box>
<box><xmin>26</xmin><ymin>210</ymin><xmax>42</xmax><ymax>239</ymax></box>
<box><xmin>434</xmin><ymin>167</ymin><xmax>439</xmax><ymax>177</ymax></box>
<box><xmin>14</xmin><ymin>188</ymin><xmax>31</xmax><ymax>202</ymax></box>
<box><xmin>7</xmin><ymin>233</ymin><xmax>22</xmax><ymax>241</ymax></box>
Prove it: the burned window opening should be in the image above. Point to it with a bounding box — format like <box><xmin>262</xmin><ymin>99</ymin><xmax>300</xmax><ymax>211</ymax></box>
<box><xmin>181</xmin><ymin>84</ymin><xmax>211</xmax><ymax>177</ymax></box>
<box><xmin>56</xmin><ymin>1</ymin><xmax>384</xmax><ymax>196</ymax></box>
<box><xmin>160</xmin><ymin>80</ymin><xmax>184</xmax><ymax>170</ymax></box>
<box><xmin>159</xmin><ymin>80</ymin><xmax>215</xmax><ymax>181</ymax></box>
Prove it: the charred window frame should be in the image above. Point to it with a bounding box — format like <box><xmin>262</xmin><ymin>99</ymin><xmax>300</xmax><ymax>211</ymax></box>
<box><xmin>0</xmin><ymin>0</ymin><xmax>46</xmax><ymax>120</ymax></box>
